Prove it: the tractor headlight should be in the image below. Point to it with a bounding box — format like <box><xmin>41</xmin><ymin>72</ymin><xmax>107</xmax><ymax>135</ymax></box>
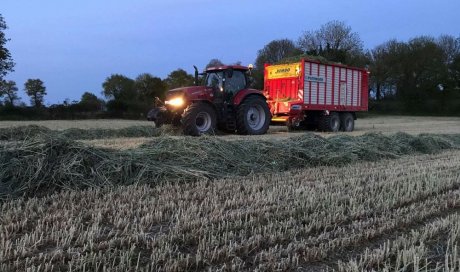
<box><xmin>165</xmin><ymin>97</ymin><xmax>184</xmax><ymax>107</ymax></box>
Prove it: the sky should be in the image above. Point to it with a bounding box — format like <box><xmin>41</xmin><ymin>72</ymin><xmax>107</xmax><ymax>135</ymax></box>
<box><xmin>2</xmin><ymin>0</ymin><xmax>460</xmax><ymax>105</ymax></box>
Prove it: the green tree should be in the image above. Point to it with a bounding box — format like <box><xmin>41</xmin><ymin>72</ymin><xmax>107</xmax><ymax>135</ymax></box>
<box><xmin>102</xmin><ymin>74</ymin><xmax>136</xmax><ymax>101</ymax></box>
<box><xmin>437</xmin><ymin>35</ymin><xmax>460</xmax><ymax>88</ymax></box>
<box><xmin>205</xmin><ymin>59</ymin><xmax>224</xmax><ymax>69</ymax></box>
<box><xmin>253</xmin><ymin>39</ymin><xmax>302</xmax><ymax>89</ymax></box>
<box><xmin>369</xmin><ymin>40</ymin><xmax>407</xmax><ymax>100</ymax></box>
<box><xmin>255</xmin><ymin>39</ymin><xmax>302</xmax><ymax>66</ymax></box>
<box><xmin>135</xmin><ymin>73</ymin><xmax>166</xmax><ymax>100</ymax></box>
<box><xmin>452</xmin><ymin>54</ymin><xmax>460</xmax><ymax>87</ymax></box>
<box><xmin>369</xmin><ymin>45</ymin><xmax>386</xmax><ymax>100</ymax></box>
<box><xmin>298</xmin><ymin>20</ymin><xmax>366</xmax><ymax>66</ymax></box>
<box><xmin>0</xmin><ymin>14</ymin><xmax>15</xmax><ymax>82</ymax></box>
<box><xmin>370</xmin><ymin>35</ymin><xmax>459</xmax><ymax>114</ymax></box>
<box><xmin>163</xmin><ymin>69</ymin><xmax>194</xmax><ymax>90</ymax></box>
<box><xmin>400</xmin><ymin>37</ymin><xmax>447</xmax><ymax>101</ymax></box>
<box><xmin>0</xmin><ymin>80</ymin><xmax>19</xmax><ymax>105</ymax></box>
<box><xmin>372</xmin><ymin>36</ymin><xmax>449</xmax><ymax>112</ymax></box>
<box><xmin>24</xmin><ymin>79</ymin><xmax>46</xmax><ymax>108</ymax></box>
<box><xmin>79</xmin><ymin>92</ymin><xmax>104</xmax><ymax>112</ymax></box>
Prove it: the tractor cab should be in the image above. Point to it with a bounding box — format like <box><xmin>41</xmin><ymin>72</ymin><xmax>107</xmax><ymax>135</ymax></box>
<box><xmin>199</xmin><ymin>65</ymin><xmax>252</xmax><ymax>104</ymax></box>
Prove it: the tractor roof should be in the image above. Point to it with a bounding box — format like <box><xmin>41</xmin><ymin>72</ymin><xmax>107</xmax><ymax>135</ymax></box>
<box><xmin>205</xmin><ymin>65</ymin><xmax>249</xmax><ymax>72</ymax></box>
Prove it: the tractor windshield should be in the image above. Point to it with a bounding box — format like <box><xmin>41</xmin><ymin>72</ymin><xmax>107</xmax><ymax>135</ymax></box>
<box><xmin>204</xmin><ymin>71</ymin><xmax>224</xmax><ymax>90</ymax></box>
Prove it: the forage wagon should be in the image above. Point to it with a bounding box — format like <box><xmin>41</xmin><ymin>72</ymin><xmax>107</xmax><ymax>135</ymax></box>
<box><xmin>265</xmin><ymin>58</ymin><xmax>369</xmax><ymax>132</ymax></box>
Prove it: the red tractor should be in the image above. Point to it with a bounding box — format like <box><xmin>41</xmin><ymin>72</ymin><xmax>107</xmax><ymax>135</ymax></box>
<box><xmin>148</xmin><ymin>65</ymin><xmax>271</xmax><ymax>136</ymax></box>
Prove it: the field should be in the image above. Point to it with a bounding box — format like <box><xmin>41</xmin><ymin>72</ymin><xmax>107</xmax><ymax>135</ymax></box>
<box><xmin>1</xmin><ymin>116</ymin><xmax>459</xmax><ymax>149</ymax></box>
<box><xmin>1</xmin><ymin>116</ymin><xmax>460</xmax><ymax>271</ymax></box>
<box><xmin>0</xmin><ymin>116</ymin><xmax>459</xmax><ymax>132</ymax></box>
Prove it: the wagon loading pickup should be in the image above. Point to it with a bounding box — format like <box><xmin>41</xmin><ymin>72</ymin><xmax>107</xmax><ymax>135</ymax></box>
<box><xmin>265</xmin><ymin>59</ymin><xmax>369</xmax><ymax>132</ymax></box>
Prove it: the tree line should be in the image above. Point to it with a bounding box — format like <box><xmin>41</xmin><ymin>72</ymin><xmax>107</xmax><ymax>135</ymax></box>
<box><xmin>0</xmin><ymin>70</ymin><xmax>196</xmax><ymax>119</ymax></box>
<box><xmin>1</xmin><ymin>15</ymin><xmax>459</xmax><ymax>119</ymax></box>
<box><xmin>251</xmin><ymin>21</ymin><xmax>460</xmax><ymax>115</ymax></box>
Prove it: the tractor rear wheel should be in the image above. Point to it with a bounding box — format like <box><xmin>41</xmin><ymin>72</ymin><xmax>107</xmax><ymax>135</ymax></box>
<box><xmin>319</xmin><ymin>112</ymin><xmax>340</xmax><ymax>132</ymax></box>
<box><xmin>182</xmin><ymin>102</ymin><xmax>216</xmax><ymax>136</ymax></box>
<box><xmin>236</xmin><ymin>96</ymin><xmax>271</xmax><ymax>135</ymax></box>
<box><xmin>340</xmin><ymin>112</ymin><xmax>354</xmax><ymax>132</ymax></box>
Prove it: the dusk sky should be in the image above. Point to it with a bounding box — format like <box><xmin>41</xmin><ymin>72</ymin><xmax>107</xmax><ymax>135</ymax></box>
<box><xmin>2</xmin><ymin>0</ymin><xmax>460</xmax><ymax>104</ymax></box>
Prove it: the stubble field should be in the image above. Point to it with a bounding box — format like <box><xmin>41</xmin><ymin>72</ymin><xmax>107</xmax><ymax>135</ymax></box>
<box><xmin>1</xmin><ymin>116</ymin><xmax>460</xmax><ymax>271</ymax></box>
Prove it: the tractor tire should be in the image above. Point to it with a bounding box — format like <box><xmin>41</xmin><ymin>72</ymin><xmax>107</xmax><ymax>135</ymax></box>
<box><xmin>319</xmin><ymin>112</ymin><xmax>340</xmax><ymax>132</ymax></box>
<box><xmin>181</xmin><ymin>102</ymin><xmax>216</xmax><ymax>136</ymax></box>
<box><xmin>340</xmin><ymin>112</ymin><xmax>354</xmax><ymax>132</ymax></box>
<box><xmin>236</xmin><ymin>96</ymin><xmax>271</xmax><ymax>135</ymax></box>
<box><xmin>171</xmin><ymin>115</ymin><xmax>182</xmax><ymax>127</ymax></box>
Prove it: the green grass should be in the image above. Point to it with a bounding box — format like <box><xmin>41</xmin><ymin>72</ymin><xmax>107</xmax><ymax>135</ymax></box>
<box><xmin>0</xmin><ymin>125</ymin><xmax>160</xmax><ymax>141</ymax></box>
<box><xmin>1</xmin><ymin>132</ymin><xmax>459</xmax><ymax>200</ymax></box>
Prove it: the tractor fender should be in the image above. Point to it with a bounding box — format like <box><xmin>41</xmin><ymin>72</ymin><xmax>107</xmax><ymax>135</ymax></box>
<box><xmin>186</xmin><ymin>100</ymin><xmax>218</xmax><ymax>113</ymax></box>
<box><xmin>232</xmin><ymin>89</ymin><xmax>266</xmax><ymax>106</ymax></box>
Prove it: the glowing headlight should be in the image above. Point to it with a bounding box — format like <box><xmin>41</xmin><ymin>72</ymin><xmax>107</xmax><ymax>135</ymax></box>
<box><xmin>165</xmin><ymin>97</ymin><xmax>184</xmax><ymax>107</ymax></box>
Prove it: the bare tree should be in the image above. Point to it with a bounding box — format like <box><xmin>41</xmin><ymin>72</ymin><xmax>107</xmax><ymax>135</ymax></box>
<box><xmin>437</xmin><ymin>35</ymin><xmax>460</xmax><ymax>65</ymax></box>
<box><xmin>205</xmin><ymin>59</ymin><xmax>224</xmax><ymax>69</ymax></box>
<box><xmin>299</xmin><ymin>20</ymin><xmax>364</xmax><ymax>64</ymax></box>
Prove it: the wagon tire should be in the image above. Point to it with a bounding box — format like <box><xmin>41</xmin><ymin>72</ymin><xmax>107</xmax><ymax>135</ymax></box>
<box><xmin>319</xmin><ymin>112</ymin><xmax>340</xmax><ymax>132</ymax></box>
<box><xmin>340</xmin><ymin>112</ymin><xmax>354</xmax><ymax>132</ymax></box>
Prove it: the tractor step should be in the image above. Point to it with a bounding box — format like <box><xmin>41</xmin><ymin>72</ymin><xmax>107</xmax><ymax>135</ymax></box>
<box><xmin>226</xmin><ymin>120</ymin><xmax>236</xmax><ymax>131</ymax></box>
<box><xmin>225</xmin><ymin>105</ymin><xmax>236</xmax><ymax>131</ymax></box>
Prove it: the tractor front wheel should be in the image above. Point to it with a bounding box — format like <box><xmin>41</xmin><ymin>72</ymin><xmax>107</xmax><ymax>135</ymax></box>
<box><xmin>182</xmin><ymin>102</ymin><xmax>217</xmax><ymax>136</ymax></box>
<box><xmin>236</xmin><ymin>96</ymin><xmax>271</xmax><ymax>135</ymax></box>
